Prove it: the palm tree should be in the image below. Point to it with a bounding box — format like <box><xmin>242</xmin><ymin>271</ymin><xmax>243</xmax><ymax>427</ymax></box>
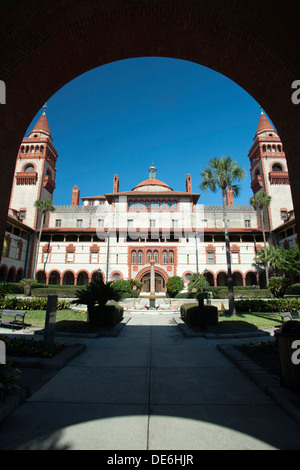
<box><xmin>200</xmin><ymin>156</ymin><xmax>246</xmax><ymax>315</ymax></box>
<box><xmin>250</xmin><ymin>191</ymin><xmax>271</xmax><ymax>286</ymax></box>
<box><xmin>255</xmin><ymin>245</ymin><xmax>288</xmax><ymax>277</ymax></box>
<box><xmin>33</xmin><ymin>199</ymin><xmax>55</xmax><ymax>278</ymax></box>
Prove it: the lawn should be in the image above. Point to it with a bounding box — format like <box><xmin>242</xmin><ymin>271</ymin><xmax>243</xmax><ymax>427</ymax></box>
<box><xmin>23</xmin><ymin>308</ymin><xmax>283</xmax><ymax>332</ymax></box>
<box><xmin>219</xmin><ymin>311</ymin><xmax>282</xmax><ymax>330</ymax></box>
<box><xmin>24</xmin><ymin>309</ymin><xmax>88</xmax><ymax>329</ymax></box>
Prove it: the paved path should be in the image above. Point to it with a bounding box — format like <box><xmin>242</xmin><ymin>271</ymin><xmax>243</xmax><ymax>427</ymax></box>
<box><xmin>0</xmin><ymin>313</ymin><xmax>300</xmax><ymax>450</ymax></box>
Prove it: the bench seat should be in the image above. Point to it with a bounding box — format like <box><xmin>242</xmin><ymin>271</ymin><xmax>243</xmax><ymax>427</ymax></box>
<box><xmin>0</xmin><ymin>309</ymin><xmax>27</xmax><ymax>330</ymax></box>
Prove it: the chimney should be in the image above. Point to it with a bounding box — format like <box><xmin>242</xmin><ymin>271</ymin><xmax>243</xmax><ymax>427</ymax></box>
<box><xmin>113</xmin><ymin>174</ymin><xmax>119</xmax><ymax>194</ymax></box>
<box><xmin>186</xmin><ymin>174</ymin><xmax>192</xmax><ymax>193</ymax></box>
<box><xmin>226</xmin><ymin>188</ymin><xmax>234</xmax><ymax>206</ymax></box>
<box><xmin>72</xmin><ymin>185</ymin><xmax>80</xmax><ymax>206</ymax></box>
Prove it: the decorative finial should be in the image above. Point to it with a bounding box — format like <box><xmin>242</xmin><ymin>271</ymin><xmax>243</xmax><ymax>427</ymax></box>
<box><xmin>43</xmin><ymin>103</ymin><xmax>47</xmax><ymax>115</ymax></box>
<box><xmin>260</xmin><ymin>106</ymin><xmax>264</xmax><ymax>115</ymax></box>
<box><xmin>149</xmin><ymin>162</ymin><xmax>157</xmax><ymax>179</ymax></box>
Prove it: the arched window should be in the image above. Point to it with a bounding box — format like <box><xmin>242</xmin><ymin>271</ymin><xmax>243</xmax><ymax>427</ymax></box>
<box><xmin>262</xmin><ymin>145</ymin><xmax>266</xmax><ymax>152</ymax></box>
<box><xmin>162</xmin><ymin>200</ymin><xmax>166</xmax><ymax>209</ymax></box>
<box><xmin>162</xmin><ymin>250</ymin><xmax>168</xmax><ymax>263</ymax></box>
<box><xmin>147</xmin><ymin>250</ymin><xmax>152</xmax><ymax>263</ymax></box>
<box><xmin>156</xmin><ymin>200</ymin><xmax>160</xmax><ymax>209</ymax></box>
<box><xmin>24</xmin><ymin>164</ymin><xmax>35</xmax><ymax>172</ymax></box>
<box><xmin>169</xmin><ymin>250</ymin><xmax>174</xmax><ymax>264</ymax></box>
<box><xmin>128</xmin><ymin>200</ymin><xmax>133</xmax><ymax>210</ymax></box>
<box><xmin>138</xmin><ymin>250</ymin><xmax>143</xmax><ymax>264</ymax></box>
<box><xmin>134</xmin><ymin>200</ymin><xmax>139</xmax><ymax>210</ymax></box>
<box><xmin>145</xmin><ymin>200</ymin><xmax>149</xmax><ymax>209</ymax></box>
<box><xmin>272</xmin><ymin>163</ymin><xmax>282</xmax><ymax>172</ymax></box>
<box><xmin>153</xmin><ymin>250</ymin><xmax>158</xmax><ymax>263</ymax></box>
<box><xmin>131</xmin><ymin>250</ymin><xmax>137</xmax><ymax>264</ymax></box>
<box><xmin>167</xmin><ymin>201</ymin><xmax>172</xmax><ymax>209</ymax></box>
<box><xmin>140</xmin><ymin>200</ymin><xmax>144</xmax><ymax>211</ymax></box>
<box><xmin>173</xmin><ymin>200</ymin><xmax>177</xmax><ymax>209</ymax></box>
<box><xmin>151</xmin><ymin>200</ymin><xmax>155</xmax><ymax>209</ymax></box>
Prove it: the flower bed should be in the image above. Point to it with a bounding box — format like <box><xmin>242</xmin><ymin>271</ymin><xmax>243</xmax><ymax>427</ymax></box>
<box><xmin>0</xmin><ymin>336</ymin><xmax>67</xmax><ymax>358</ymax></box>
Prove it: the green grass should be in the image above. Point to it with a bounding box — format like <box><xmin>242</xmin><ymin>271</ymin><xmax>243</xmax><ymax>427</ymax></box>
<box><xmin>18</xmin><ymin>308</ymin><xmax>283</xmax><ymax>332</ymax></box>
<box><xmin>24</xmin><ymin>309</ymin><xmax>87</xmax><ymax>328</ymax></box>
<box><xmin>219</xmin><ymin>311</ymin><xmax>282</xmax><ymax>330</ymax></box>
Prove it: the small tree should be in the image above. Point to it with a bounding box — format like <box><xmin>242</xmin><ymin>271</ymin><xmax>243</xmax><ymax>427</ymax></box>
<box><xmin>250</xmin><ymin>191</ymin><xmax>271</xmax><ymax>285</ymax></box>
<box><xmin>73</xmin><ymin>279</ymin><xmax>122</xmax><ymax>327</ymax></box>
<box><xmin>166</xmin><ymin>276</ymin><xmax>184</xmax><ymax>298</ymax></box>
<box><xmin>188</xmin><ymin>273</ymin><xmax>207</xmax><ymax>307</ymax></box>
<box><xmin>19</xmin><ymin>278</ymin><xmax>38</xmax><ymax>296</ymax></box>
<box><xmin>268</xmin><ymin>276</ymin><xmax>291</xmax><ymax>298</ymax></box>
<box><xmin>33</xmin><ymin>199</ymin><xmax>55</xmax><ymax>278</ymax></box>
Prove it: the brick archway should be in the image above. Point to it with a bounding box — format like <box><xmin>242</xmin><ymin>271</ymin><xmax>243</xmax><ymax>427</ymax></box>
<box><xmin>1</xmin><ymin>1</ymin><xmax>300</xmax><ymax>253</ymax></box>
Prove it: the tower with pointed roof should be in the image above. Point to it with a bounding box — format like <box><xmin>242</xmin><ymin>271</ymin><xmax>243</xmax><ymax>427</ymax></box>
<box><xmin>9</xmin><ymin>105</ymin><xmax>58</xmax><ymax>229</ymax></box>
<box><xmin>248</xmin><ymin>108</ymin><xmax>294</xmax><ymax>231</ymax></box>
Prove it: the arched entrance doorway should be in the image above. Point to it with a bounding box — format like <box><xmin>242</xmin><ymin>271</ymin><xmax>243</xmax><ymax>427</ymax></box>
<box><xmin>141</xmin><ymin>272</ymin><xmax>166</xmax><ymax>293</ymax></box>
<box><xmin>1</xmin><ymin>1</ymin><xmax>300</xmax><ymax>259</ymax></box>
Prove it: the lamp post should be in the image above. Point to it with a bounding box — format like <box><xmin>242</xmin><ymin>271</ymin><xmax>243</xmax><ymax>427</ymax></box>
<box><xmin>204</xmin><ymin>268</ymin><xmax>208</xmax><ymax>304</ymax></box>
<box><xmin>97</xmin><ymin>268</ymin><xmax>103</xmax><ymax>282</ymax></box>
<box><xmin>195</xmin><ymin>230</ymin><xmax>199</xmax><ymax>274</ymax></box>
<box><xmin>106</xmin><ymin>231</ymin><xmax>110</xmax><ymax>282</ymax></box>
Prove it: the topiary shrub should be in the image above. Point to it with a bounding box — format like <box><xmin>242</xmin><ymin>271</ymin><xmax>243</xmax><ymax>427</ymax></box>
<box><xmin>166</xmin><ymin>276</ymin><xmax>184</xmax><ymax>298</ymax></box>
<box><xmin>181</xmin><ymin>303</ymin><xmax>218</xmax><ymax>329</ymax></box>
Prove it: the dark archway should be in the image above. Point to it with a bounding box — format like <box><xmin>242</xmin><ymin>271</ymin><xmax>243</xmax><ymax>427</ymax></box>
<box><xmin>1</xmin><ymin>1</ymin><xmax>300</xmax><ymax>256</ymax></box>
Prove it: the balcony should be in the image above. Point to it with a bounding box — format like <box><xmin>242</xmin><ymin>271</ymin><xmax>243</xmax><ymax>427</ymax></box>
<box><xmin>16</xmin><ymin>171</ymin><xmax>38</xmax><ymax>185</ymax></box>
<box><xmin>269</xmin><ymin>171</ymin><xmax>289</xmax><ymax>185</ymax></box>
<box><xmin>251</xmin><ymin>175</ymin><xmax>263</xmax><ymax>193</ymax></box>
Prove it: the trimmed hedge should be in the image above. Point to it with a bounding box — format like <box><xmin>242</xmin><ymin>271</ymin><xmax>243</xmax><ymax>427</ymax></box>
<box><xmin>32</xmin><ymin>287</ymin><xmax>79</xmax><ymax>298</ymax></box>
<box><xmin>286</xmin><ymin>283</ymin><xmax>300</xmax><ymax>296</ymax></box>
<box><xmin>180</xmin><ymin>303</ymin><xmax>218</xmax><ymax>328</ymax></box>
<box><xmin>0</xmin><ymin>297</ymin><xmax>70</xmax><ymax>310</ymax></box>
<box><xmin>235</xmin><ymin>298</ymin><xmax>300</xmax><ymax>313</ymax></box>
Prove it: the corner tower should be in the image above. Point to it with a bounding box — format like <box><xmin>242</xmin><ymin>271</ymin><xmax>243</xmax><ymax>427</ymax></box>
<box><xmin>9</xmin><ymin>105</ymin><xmax>58</xmax><ymax>229</ymax></box>
<box><xmin>248</xmin><ymin>109</ymin><xmax>294</xmax><ymax>230</ymax></box>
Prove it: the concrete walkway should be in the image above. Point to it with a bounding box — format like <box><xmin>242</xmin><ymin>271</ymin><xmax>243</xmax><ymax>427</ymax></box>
<box><xmin>0</xmin><ymin>313</ymin><xmax>300</xmax><ymax>450</ymax></box>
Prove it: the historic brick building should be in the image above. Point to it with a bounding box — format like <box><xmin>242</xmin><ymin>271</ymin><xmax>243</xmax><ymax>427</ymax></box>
<box><xmin>0</xmin><ymin>108</ymin><xmax>296</xmax><ymax>291</ymax></box>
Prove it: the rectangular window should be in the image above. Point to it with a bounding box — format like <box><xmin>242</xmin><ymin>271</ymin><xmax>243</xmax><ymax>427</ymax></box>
<box><xmin>55</xmin><ymin>219</ymin><xmax>61</xmax><ymax>227</ymax></box>
<box><xmin>97</xmin><ymin>219</ymin><xmax>104</xmax><ymax>227</ymax></box>
<box><xmin>19</xmin><ymin>210</ymin><xmax>26</xmax><ymax>221</ymax></box>
<box><xmin>44</xmin><ymin>252</ymin><xmax>50</xmax><ymax>263</ymax></box>
<box><xmin>244</xmin><ymin>219</ymin><xmax>251</xmax><ymax>228</ymax></box>
<box><xmin>207</xmin><ymin>252</ymin><xmax>215</xmax><ymax>264</ymax></box>
<box><xmin>172</xmin><ymin>219</ymin><xmax>178</xmax><ymax>228</ymax></box>
<box><xmin>281</xmin><ymin>210</ymin><xmax>287</xmax><ymax>221</ymax></box>
<box><xmin>76</xmin><ymin>219</ymin><xmax>83</xmax><ymax>227</ymax></box>
<box><xmin>150</xmin><ymin>219</ymin><xmax>156</xmax><ymax>228</ymax></box>
<box><xmin>91</xmin><ymin>252</ymin><xmax>98</xmax><ymax>263</ymax></box>
<box><xmin>67</xmin><ymin>252</ymin><xmax>74</xmax><ymax>263</ymax></box>
<box><xmin>201</xmin><ymin>219</ymin><xmax>208</xmax><ymax>228</ymax></box>
<box><xmin>127</xmin><ymin>219</ymin><xmax>133</xmax><ymax>227</ymax></box>
<box><xmin>231</xmin><ymin>252</ymin><xmax>239</xmax><ymax>264</ymax></box>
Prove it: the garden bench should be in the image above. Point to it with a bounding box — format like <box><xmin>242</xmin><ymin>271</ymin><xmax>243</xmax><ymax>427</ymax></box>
<box><xmin>280</xmin><ymin>311</ymin><xmax>300</xmax><ymax>323</ymax></box>
<box><xmin>0</xmin><ymin>309</ymin><xmax>27</xmax><ymax>330</ymax></box>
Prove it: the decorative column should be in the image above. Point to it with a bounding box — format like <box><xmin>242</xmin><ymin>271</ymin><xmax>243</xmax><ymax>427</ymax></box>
<box><xmin>150</xmin><ymin>259</ymin><xmax>155</xmax><ymax>294</ymax></box>
<box><xmin>149</xmin><ymin>259</ymin><xmax>156</xmax><ymax>308</ymax></box>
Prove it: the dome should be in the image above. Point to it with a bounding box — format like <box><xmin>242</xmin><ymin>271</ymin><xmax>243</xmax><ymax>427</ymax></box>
<box><xmin>132</xmin><ymin>178</ymin><xmax>173</xmax><ymax>192</ymax></box>
<box><xmin>132</xmin><ymin>163</ymin><xmax>173</xmax><ymax>192</ymax></box>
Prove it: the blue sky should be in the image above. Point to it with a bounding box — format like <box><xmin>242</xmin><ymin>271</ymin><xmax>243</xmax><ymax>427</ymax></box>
<box><xmin>26</xmin><ymin>57</ymin><xmax>271</xmax><ymax>206</ymax></box>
